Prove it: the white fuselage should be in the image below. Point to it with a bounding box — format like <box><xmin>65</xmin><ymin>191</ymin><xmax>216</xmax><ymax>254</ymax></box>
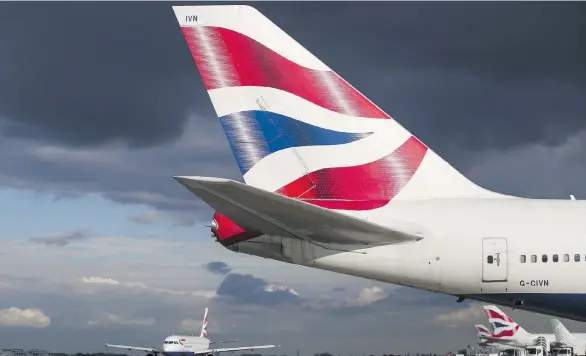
<box><xmin>229</xmin><ymin>198</ymin><xmax>586</xmax><ymax>321</ymax></box>
<box><xmin>494</xmin><ymin>334</ymin><xmax>556</xmax><ymax>348</ymax></box>
<box><xmin>163</xmin><ymin>335</ymin><xmax>211</xmax><ymax>354</ymax></box>
<box><xmin>495</xmin><ymin>334</ymin><xmax>586</xmax><ymax>349</ymax></box>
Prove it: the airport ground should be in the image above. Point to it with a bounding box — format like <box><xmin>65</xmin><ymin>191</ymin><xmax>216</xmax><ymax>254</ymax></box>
<box><xmin>3</xmin><ymin>352</ymin><xmax>455</xmax><ymax>356</ymax></box>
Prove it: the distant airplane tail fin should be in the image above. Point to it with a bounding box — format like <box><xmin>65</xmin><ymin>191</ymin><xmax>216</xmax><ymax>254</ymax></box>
<box><xmin>483</xmin><ymin>305</ymin><xmax>528</xmax><ymax>340</ymax></box>
<box><xmin>475</xmin><ymin>324</ymin><xmax>493</xmax><ymax>345</ymax></box>
<box><xmin>200</xmin><ymin>307</ymin><xmax>209</xmax><ymax>338</ymax></box>
<box><xmin>551</xmin><ymin>318</ymin><xmax>578</xmax><ymax>347</ymax></box>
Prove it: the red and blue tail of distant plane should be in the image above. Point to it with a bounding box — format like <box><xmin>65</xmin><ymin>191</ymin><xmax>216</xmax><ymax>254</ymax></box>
<box><xmin>475</xmin><ymin>324</ymin><xmax>494</xmax><ymax>346</ymax></box>
<box><xmin>173</xmin><ymin>5</ymin><xmax>507</xmax><ymax>246</ymax></box>
<box><xmin>483</xmin><ymin>305</ymin><xmax>528</xmax><ymax>340</ymax></box>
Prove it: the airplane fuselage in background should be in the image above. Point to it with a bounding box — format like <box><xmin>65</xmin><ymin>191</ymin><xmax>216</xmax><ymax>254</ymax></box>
<box><xmin>106</xmin><ymin>307</ymin><xmax>275</xmax><ymax>356</ymax></box>
<box><xmin>228</xmin><ymin>198</ymin><xmax>586</xmax><ymax>321</ymax></box>
<box><xmin>162</xmin><ymin>335</ymin><xmax>211</xmax><ymax>356</ymax></box>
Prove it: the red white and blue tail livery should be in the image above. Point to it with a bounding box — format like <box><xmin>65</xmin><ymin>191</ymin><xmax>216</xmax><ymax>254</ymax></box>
<box><xmin>480</xmin><ymin>305</ymin><xmax>586</xmax><ymax>351</ymax></box>
<box><xmin>172</xmin><ymin>5</ymin><xmax>586</xmax><ymax>323</ymax></box>
<box><xmin>484</xmin><ymin>305</ymin><xmax>528</xmax><ymax>340</ymax></box>
<box><xmin>474</xmin><ymin>324</ymin><xmax>520</xmax><ymax>351</ymax></box>
<box><xmin>475</xmin><ymin>324</ymin><xmax>494</xmax><ymax>346</ymax></box>
<box><xmin>200</xmin><ymin>307</ymin><xmax>208</xmax><ymax>338</ymax></box>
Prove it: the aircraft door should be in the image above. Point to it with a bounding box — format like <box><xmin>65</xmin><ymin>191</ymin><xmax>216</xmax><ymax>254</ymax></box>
<box><xmin>482</xmin><ymin>237</ymin><xmax>508</xmax><ymax>282</ymax></box>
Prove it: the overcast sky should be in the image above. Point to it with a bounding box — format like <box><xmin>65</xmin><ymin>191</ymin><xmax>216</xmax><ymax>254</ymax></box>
<box><xmin>0</xmin><ymin>1</ymin><xmax>585</xmax><ymax>355</ymax></box>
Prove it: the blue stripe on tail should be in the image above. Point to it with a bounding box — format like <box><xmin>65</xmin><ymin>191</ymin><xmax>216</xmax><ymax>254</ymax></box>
<box><xmin>219</xmin><ymin>110</ymin><xmax>371</xmax><ymax>174</ymax></box>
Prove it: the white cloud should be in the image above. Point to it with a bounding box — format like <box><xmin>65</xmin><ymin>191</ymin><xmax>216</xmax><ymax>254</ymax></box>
<box><xmin>81</xmin><ymin>275</ymin><xmax>216</xmax><ymax>299</ymax></box>
<box><xmin>306</xmin><ymin>286</ymin><xmax>390</xmax><ymax>310</ymax></box>
<box><xmin>0</xmin><ymin>307</ymin><xmax>51</xmax><ymax>328</ymax></box>
<box><xmin>264</xmin><ymin>283</ymin><xmax>299</xmax><ymax>296</ymax></box>
<box><xmin>345</xmin><ymin>286</ymin><xmax>387</xmax><ymax>307</ymax></box>
<box><xmin>88</xmin><ymin>313</ymin><xmax>155</xmax><ymax>327</ymax></box>
<box><xmin>82</xmin><ymin>276</ymin><xmax>119</xmax><ymax>285</ymax></box>
<box><xmin>434</xmin><ymin>303</ymin><xmax>484</xmax><ymax>327</ymax></box>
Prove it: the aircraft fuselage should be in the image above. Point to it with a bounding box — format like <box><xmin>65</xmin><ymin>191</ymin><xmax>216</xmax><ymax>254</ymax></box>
<box><xmin>226</xmin><ymin>198</ymin><xmax>586</xmax><ymax>321</ymax></box>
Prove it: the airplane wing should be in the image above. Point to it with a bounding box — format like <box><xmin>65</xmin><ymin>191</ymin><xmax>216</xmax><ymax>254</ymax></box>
<box><xmin>194</xmin><ymin>344</ymin><xmax>278</xmax><ymax>355</ymax></box>
<box><xmin>173</xmin><ymin>176</ymin><xmax>424</xmax><ymax>246</ymax></box>
<box><xmin>105</xmin><ymin>343</ymin><xmax>162</xmax><ymax>353</ymax></box>
<box><xmin>210</xmin><ymin>340</ymin><xmax>238</xmax><ymax>345</ymax></box>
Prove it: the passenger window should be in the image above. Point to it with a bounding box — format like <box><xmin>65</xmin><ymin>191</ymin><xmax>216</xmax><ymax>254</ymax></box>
<box><xmin>531</xmin><ymin>255</ymin><xmax>537</xmax><ymax>263</ymax></box>
<box><xmin>520</xmin><ymin>255</ymin><xmax>526</xmax><ymax>263</ymax></box>
<box><xmin>575</xmin><ymin>254</ymin><xmax>580</xmax><ymax>262</ymax></box>
<box><xmin>564</xmin><ymin>254</ymin><xmax>569</xmax><ymax>262</ymax></box>
<box><xmin>487</xmin><ymin>255</ymin><xmax>494</xmax><ymax>264</ymax></box>
<box><xmin>553</xmin><ymin>254</ymin><xmax>558</xmax><ymax>262</ymax></box>
<box><xmin>542</xmin><ymin>254</ymin><xmax>548</xmax><ymax>262</ymax></box>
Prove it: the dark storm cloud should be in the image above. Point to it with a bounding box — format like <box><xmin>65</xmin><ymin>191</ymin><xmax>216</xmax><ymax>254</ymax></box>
<box><xmin>258</xmin><ymin>2</ymin><xmax>586</xmax><ymax>153</ymax></box>
<box><xmin>0</xmin><ymin>2</ymin><xmax>584</xmax><ymax>211</ymax></box>
<box><xmin>202</xmin><ymin>261</ymin><xmax>232</xmax><ymax>276</ymax></box>
<box><xmin>0</xmin><ymin>2</ymin><xmax>210</xmax><ymax>148</ymax></box>
<box><xmin>216</xmin><ymin>273</ymin><xmax>301</xmax><ymax>306</ymax></box>
<box><xmin>0</xmin><ymin>116</ymin><xmax>240</xmax><ymax>218</ymax></box>
<box><xmin>30</xmin><ymin>229</ymin><xmax>92</xmax><ymax>247</ymax></box>
<box><xmin>0</xmin><ymin>1</ymin><xmax>583</xmax><ymax>151</ymax></box>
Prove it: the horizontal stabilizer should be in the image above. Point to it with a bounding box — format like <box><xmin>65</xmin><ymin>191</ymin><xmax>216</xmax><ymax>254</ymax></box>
<box><xmin>174</xmin><ymin>176</ymin><xmax>423</xmax><ymax>245</ymax></box>
<box><xmin>105</xmin><ymin>343</ymin><xmax>160</xmax><ymax>353</ymax></box>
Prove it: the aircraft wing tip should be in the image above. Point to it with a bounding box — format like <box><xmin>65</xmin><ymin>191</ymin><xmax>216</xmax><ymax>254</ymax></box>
<box><xmin>173</xmin><ymin>176</ymin><xmax>232</xmax><ymax>183</ymax></box>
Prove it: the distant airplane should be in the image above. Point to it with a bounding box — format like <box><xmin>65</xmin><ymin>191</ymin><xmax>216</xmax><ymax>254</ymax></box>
<box><xmin>482</xmin><ymin>305</ymin><xmax>586</xmax><ymax>352</ymax></box>
<box><xmin>171</xmin><ymin>4</ymin><xmax>586</xmax><ymax>322</ymax></box>
<box><xmin>475</xmin><ymin>324</ymin><xmax>515</xmax><ymax>351</ymax></box>
<box><xmin>106</xmin><ymin>308</ymin><xmax>277</xmax><ymax>356</ymax></box>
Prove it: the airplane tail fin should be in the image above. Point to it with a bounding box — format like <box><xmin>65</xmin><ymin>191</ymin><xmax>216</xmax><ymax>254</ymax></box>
<box><xmin>200</xmin><ymin>307</ymin><xmax>209</xmax><ymax>338</ymax></box>
<box><xmin>483</xmin><ymin>305</ymin><xmax>528</xmax><ymax>340</ymax></box>
<box><xmin>172</xmin><ymin>5</ymin><xmax>510</xmax><ymax>208</ymax></box>
<box><xmin>551</xmin><ymin>318</ymin><xmax>578</xmax><ymax>347</ymax></box>
<box><xmin>475</xmin><ymin>324</ymin><xmax>493</xmax><ymax>345</ymax></box>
